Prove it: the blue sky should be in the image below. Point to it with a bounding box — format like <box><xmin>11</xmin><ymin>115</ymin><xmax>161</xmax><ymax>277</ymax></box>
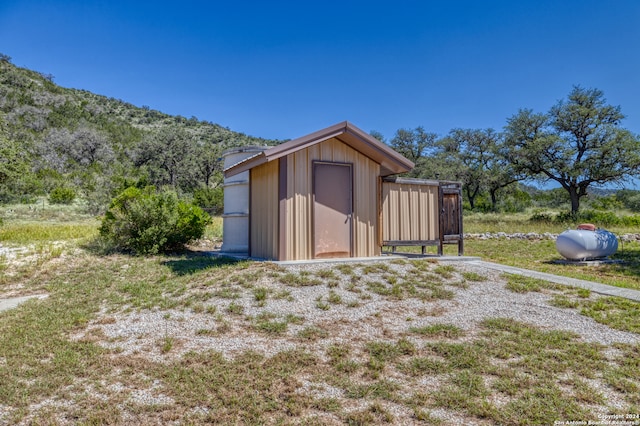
<box><xmin>1</xmin><ymin>0</ymin><xmax>639</xmax><ymax>142</ymax></box>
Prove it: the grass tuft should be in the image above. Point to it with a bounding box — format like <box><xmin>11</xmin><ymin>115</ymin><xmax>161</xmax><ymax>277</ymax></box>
<box><xmin>409</xmin><ymin>323</ymin><xmax>465</xmax><ymax>338</ymax></box>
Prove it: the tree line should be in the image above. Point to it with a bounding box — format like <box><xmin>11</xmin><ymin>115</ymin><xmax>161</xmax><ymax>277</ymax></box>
<box><xmin>374</xmin><ymin>86</ymin><xmax>640</xmax><ymax>214</ymax></box>
<box><xmin>2</xmin><ymin>53</ymin><xmax>640</xmax><ymax>216</ymax></box>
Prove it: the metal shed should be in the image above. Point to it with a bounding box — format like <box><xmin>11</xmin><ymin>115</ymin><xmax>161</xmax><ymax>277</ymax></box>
<box><xmin>223</xmin><ymin>121</ymin><xmax>463</xmax><ymax>261</ymax></box>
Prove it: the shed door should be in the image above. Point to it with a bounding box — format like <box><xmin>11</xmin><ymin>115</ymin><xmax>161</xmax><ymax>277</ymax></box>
<box><xmin>313</xmin><ymin>162</ymin><xmax>353</xmax><ymax>258</ymax></box>
<box><xmin>439</xmin><ymin>184</ymin><xmax>464</xmax><ymax>256</ymax></box>
<box><xmin>442</xmin><ymin>193</ymin><xmax>460</xmax><ymax>236</ymax></box>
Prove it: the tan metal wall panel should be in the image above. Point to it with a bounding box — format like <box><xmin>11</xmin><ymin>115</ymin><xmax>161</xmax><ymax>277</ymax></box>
<box><xmin>250</xmin><ymin>161</ymin><xmax>279</xmax><ymax>259</ymax></box>
<box><xmin>284</xmin><ymin>137</ymin><xmax>380</xmax><ymax>260</ymax></box>
<box><xmin>381</xmin><ymin>182</ymin><xmax>439</xmax><ymax>242</ymax></box>
<box><xmin>351</xmin><ymin>139</ymin><xmax>380</xmax><ymax>257</ymax></box>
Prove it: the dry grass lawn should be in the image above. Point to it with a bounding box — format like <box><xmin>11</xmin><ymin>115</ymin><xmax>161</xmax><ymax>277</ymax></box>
<box><xmin>1</xmin><ymin>242</ymin><xmax>639</xmax><ymax>425</ymax></box>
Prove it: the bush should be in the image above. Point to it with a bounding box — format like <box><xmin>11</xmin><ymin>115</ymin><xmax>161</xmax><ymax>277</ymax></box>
<box><xmin>553</xmin><ymin>210</ymin><xmax>616</xmax><ymax>225</ymax></box>
<box><xmin>586</xmin><ymin>195</ymin><xmax>623</xmax><ymax>211</ymax></box>
<box><xmin>498</xmin><ymin>189</ymin><xmax>532</xmax><ymax>213</ymax></box>
<box><xmin>621</xmin><ymin>215</ymin><xmax>640</xmax><ymax>226</ymax></box>
<box><xmin>616</xmin><ymin>190</ymin><xmax>640</xmax><ymax>212</ymax></box>
<box><xmin>48</xmin><ymin>187</ymin><xmax>76</xmax><ymax>204</ymax></box>
<box><xmin>575</xmin><ymin>210</ymin><xmax>621</xmax><ymax>226</ymax></box>
<box><xmin>99</xmin><ymin>187</ymin><xmax>211</xmax><ymax>255</ymax></box>
<box><xmin>529</xmin><ymin>212</ymin><xmax>554</xmax><ymax>223</ymax></box>
<box><xmin>192</xmin><ymin>186</ymin><xmax>223</xmax><ymax>215</ymax></box>
<box><xmin>543</xmin><ymin>209</ymin><xmax>640</xmax><ymax>227</ymax></box>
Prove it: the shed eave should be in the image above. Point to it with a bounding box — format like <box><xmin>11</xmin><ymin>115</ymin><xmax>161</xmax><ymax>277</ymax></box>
<box><xmin>223</xmin><ymin>121</ymin><xmax>415</xmax><ymax>177</ymax></box>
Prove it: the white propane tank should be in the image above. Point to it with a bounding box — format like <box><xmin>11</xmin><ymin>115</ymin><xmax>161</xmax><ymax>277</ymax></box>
<box><xmin>556</xmin><ymin>225</ymin><xmax>618</xmax><ymax>260</ymax></box>
<box><xmin>220</xmin><ymin>146</ymin><xmax>266</xmax><ymax>254</ymax></box>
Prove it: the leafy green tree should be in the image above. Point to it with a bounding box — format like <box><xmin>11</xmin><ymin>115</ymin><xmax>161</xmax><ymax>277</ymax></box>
<box><xmin>389</xmin><ymin>127</ymin><xmax>438</xmax><ymax>165</ymax></box>
<box><xmin>445</xmin><ymin>130</ymin><xmax>484</xmax><ymax>208</ymax></box>
<box><xmin>39</xmin><ymin>126</ymin><xmax>114</xmax><ymax>173</ymax></box>
<box><xmin>437</xmin><ymin>128</ymin><xmax>518</xmax><ymax>210</ymax></box>
<box><xmin>0</xmin><ymin>135</ymin><xmax>23</xmax><ymax>186</ymax></box>
<box><xmin>133</xmin><ymin>127</ymin><xmax>197</xmax><ymax>189</ymax></box>
<box><xmin>0</xmin><ymin>132</ymin><xmax>30</xmax><ymax>202</ymax></box>
<box><xmin>387</xmin><ymin>127</ymin><xmax>440</xmax><ymax>179</ymax></box>
<box><xmin>504</xmin><ymin>86</ymin><xmax>640</xmax><ymax>214</ymax></box>
<box><xmin>483</xmin><ymin>132</ymin><xmax>525</xmax><ymax>210</ymax></box>
<box><xmin>193</xmin><ymin>138</ymin><xmax>224</xmax><ymax>188</ymax></box>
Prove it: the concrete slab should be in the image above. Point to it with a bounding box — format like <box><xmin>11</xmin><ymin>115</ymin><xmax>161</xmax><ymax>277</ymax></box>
<box><xmin>0</xmin><ymin>294</ymin><xmax>48</xmax><ymax>313</ymax></box>
<box><xmin>273</xmin><ymin>255</ymin><xmax>404</xmax><ymax>266</ymax></box>
<box><xmin>206</xmin><ymin>250</ymin><xmax>478</xmax><ymax>265</ymax></box>
<box><xmin>472</xmin><ymin>260</ymin><xmax>640</xmax><ymax>302</ymax></box>
<box><xmin>273</xmin><ymin>255</ymin><xmax>481</xmax><ymax>266</ymax></box>
<box><xmin>551</xmin><ymin>258</ymin><xmax>624</xmax><ymax>266</ymax></box>
<box><xmin>430</xmin><ymin>256</ymin><xmax>482</xmax><ymax>262</ymax></box>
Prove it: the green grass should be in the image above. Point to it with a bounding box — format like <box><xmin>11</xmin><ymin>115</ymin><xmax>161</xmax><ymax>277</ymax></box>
<box><xmin>562</xmin><ymin>296</ymin><xmax>640</xmax><ymax>334</ymax></box>
<box><xmin>409</xmin><ymin>323</ymin><xmax>465</xmax><ymax>338</ymax></box>
<box><xmin>1</xmin><ymin>206</ymin><xmax>640</xmax><ymax>424</ymax></box>
<box><xmin>202</xmin><ymin>215</ymin><xmax>223</xmax><ymax>241</ymax></box>
<box><xmin>0</xmin><ymin>198</ymin><xmax>96</xmax><ymax>222</ymax></box>
<box><xmin>279</xmin><ymin>272</ymin><xmax>323</xmax><ymax>287</ymax></box>
<box><xmin>503</xmin><ymin>273</ymin><xmax>564</xmax><ymax>293</ymax></box>
<box><xmin>465</xmin><ymin>234</ymin><xmax>640</xmax><ymax>291</ymax></box>
<box><xmin>1</xmin><ymin>248</ymin><xmax>638</xmax><ymax>424</ymax></box>
<box><xmin>464</xmin><ymin>210</ymin><xmax>640</xmax><ymax>235</ymax></box>
<box><xmin>0</xmin><ymin>221</ymin><xmax>99</xmax><ymax>244</ymax></box>
<box><xmin>459</xmin><ymin>210</ymin><xmax>640</xmax><ymax>291</ymax></box>
<box><xmin>462</xmin><ymin>271</ymin><xmax>487</xmax><ymax>281</ymax></box>
<box><xmin>297</xmin><ymin>325</ymin><xmax>329</xmax><ymax>341</ymax></box>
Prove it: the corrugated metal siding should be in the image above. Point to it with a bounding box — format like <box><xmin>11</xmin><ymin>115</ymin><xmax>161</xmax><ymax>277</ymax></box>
<box><xmin>250</xmin><ymin>161</ymin><xmax>279</xmax><ymax>259</ymax></box>
<box><xmin>381</xmin><ymin>182</ymin><xmax>439</xmax><ymax>242</ymax></box>
<box><xmin>284</xmin><ymin>138</ymin><xmax>380</xmax><ymax>260</ymax></box>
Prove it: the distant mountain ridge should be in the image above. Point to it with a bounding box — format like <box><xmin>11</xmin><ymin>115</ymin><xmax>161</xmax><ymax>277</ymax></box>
<box><xmin>0</xmin><ymin>54</ymin><xmax>280</xmax><ymax>208</ymax></box>
<box><xmin>0</xmin><ymin>55</ymin><xmax>278</xmax><ymax>146</ymax></box>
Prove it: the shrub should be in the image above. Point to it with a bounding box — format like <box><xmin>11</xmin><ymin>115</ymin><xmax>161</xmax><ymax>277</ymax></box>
<box><xmin>620</xmin><ymin>214</ymin><xmax>640</xmax><ymax>227</ymax></box>
<box><xmin>529</xmin><ymin>212</ymin><xmax>554</xmax><ymax>223</ymax></box>
<box><xmin>48</xmin><ymin>186</ymin><xmax>76</xmax><ymax>204</ymax></box>
<box><xmin>547</xmin><ymin>209</ymin><xmax>640</xmax><ymax>227</ymax></box>
<box><xmin>586</xmin><ymin>195</ymin><xmax>623</xmax><ymax>211</ymax></box>
<box><xmin>192</xmin><ymin>186</ymin><xmax>223</xmax><ymax>215</ymax></box>
<box><xmin>99</xmin><ymin>187</ymin><xmax>211</xmax><ymax>255</ymax></box>
<box><xmin>576</xmin><ymin>210</ymin><xmax>621</xmax><ymax>226</ymax></box>
<box><xmin>552</xmin><ymin>209</ymin><xmax>620</xmax><ymax>227</ymax></box>
<box><xmin>616</xmin><ymin>190</ymin><xmax>640</xmax><ymax>212</ymax></box>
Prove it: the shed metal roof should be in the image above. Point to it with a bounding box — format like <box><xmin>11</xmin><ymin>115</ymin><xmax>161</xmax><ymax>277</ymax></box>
<box><xmin>223</xmin><ymin>121</ymin><xmax>415</xmax><ymax>177</ymax></box>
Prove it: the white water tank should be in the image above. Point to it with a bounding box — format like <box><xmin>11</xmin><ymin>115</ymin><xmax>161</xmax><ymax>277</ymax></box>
<box><xmin>220</xmin><ymin>146</ymin><xmax>266</xmax><ymax>254</ymax></box>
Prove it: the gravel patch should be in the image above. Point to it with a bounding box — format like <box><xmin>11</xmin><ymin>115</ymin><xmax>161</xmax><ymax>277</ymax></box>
<box><xmin>441</xmin><ymin>262</ymin><xmax>639</xmax><ymax>345</ymax></box>
<box><xmin>0</xmin><ymin>244</ymin><xmax>25</xmax><ymax>261</ymax></box>
<box><xmin>75</xmin><ymin>260</ymin><xmax>639</xmax><ymax>361</ymax></box>
<box><xmin>62</xmin><ymin>258</ymin><xmax>640</xmax><ymax>424</ymax></box>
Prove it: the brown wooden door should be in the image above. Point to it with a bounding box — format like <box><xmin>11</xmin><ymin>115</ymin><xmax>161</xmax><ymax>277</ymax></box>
<box><xmin>439</xmin><ymin>184</ymin><xmax>464</xmax><ymax>255</ymax></box>
<box><xmin>442</xmin><ymin>193</ymin><xmax>460</xmax><ymax>236</ymax></box>
<box><xmin>313</xmin><ymin>162</ymin><xmax>353</xmax><ymax>258</ymax></box>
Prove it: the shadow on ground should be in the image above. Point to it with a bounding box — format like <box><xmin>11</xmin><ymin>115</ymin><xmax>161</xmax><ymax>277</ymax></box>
<box><xmin>162</xmin><ymin>252</ymin><xmax>243</xmax><ymax>275</ymax></box>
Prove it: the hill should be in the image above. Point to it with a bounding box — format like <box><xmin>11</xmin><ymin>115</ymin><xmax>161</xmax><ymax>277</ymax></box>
<box><xmin>0</xmin><ymin>54</ymin><xmax>280</xmax><ymax>211</ymax></box>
